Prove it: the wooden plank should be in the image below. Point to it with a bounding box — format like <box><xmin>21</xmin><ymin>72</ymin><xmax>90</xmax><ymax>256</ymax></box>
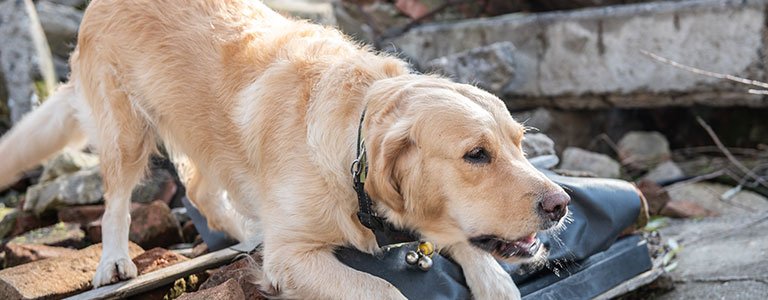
<box><xmin>66</xmin><ymin>242</ymin><xmax>257</xmax><ymax>300</ymax></box>
<box><xmin>593</xmin><ymin>267</ymin><xmax>665</xmax><ymax>300</ymax></box>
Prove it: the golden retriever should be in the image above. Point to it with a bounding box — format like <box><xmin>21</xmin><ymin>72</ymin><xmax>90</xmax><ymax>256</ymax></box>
<box><xmin>0</xmin><ymin>0</ymin><xmax>570</xmax><ymax>298</ymax></box>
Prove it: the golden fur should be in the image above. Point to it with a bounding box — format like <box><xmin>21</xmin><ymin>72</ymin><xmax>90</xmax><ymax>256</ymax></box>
<box><xmin>0</xmin><ymin>0</ymin><xmax>569</xmax><ymax>298</ymax></box>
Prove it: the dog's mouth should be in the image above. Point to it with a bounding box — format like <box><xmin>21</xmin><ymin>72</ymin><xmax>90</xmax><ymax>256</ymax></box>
<box><xmin>469</xmin><ymin>233</ymin><xmax>541</xmax><ymax>259</ymax></box>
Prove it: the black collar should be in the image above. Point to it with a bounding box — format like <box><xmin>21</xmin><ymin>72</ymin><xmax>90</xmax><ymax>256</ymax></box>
<box><xmin>352</xmin><ymin>107</ymin><xmax>420</xmax><ymax>247</ymax></box>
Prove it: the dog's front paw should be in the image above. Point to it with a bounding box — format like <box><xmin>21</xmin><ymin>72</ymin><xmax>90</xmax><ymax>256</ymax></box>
<box><xmin>468</xmin><ymin>270</ymin><xmax>521</xmax><ymax>300</ymax></box>
<box><xmin>92</xmin><ymin>256</ymin><xmax>138</xmax><ymax>287</ymax></box>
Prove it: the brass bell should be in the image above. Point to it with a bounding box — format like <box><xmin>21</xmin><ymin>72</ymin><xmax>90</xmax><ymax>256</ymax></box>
<box><xmin>405</xmin><ymin>250</ymin><xmax>419</xmax><ymax>265</ymax></box>
<box><xmin>417</xmin><ymin>255</ymin><xmax>433</xmax><ymax>271</ymax></box>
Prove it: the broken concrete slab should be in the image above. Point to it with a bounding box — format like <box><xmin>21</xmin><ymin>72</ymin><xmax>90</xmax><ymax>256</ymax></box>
<box><xmin>657</xmin><ymin>215</ymin><xmax>768</xmax><ymax>299</ymax></box>
<box><xmin>0</xmin><ymin>242</ymin><xmax>143</xmax><ymax>300</ymax></box>
<box><xmin>389</xmin><ymin>0</ymin><xmax>768</xmax><ymax>109</ymax></box>
<box><xmin>426</xmin><ymin>41</ymin><xmax>517</xmax><ymax>95</ymax></box>
<box><xmin>665</xmin><ymin>182</ymin><xmax>768</xmax><ymax>217</ymax></box>
<box><xmin>0</xmin><ymin>0</ymin><xmax>57</xmax><ymax>123</ymax></box>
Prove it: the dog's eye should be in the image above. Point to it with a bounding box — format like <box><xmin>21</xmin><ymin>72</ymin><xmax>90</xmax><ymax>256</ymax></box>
<box><xmin>464</xmin><ymin>147</ymin><xmax>490</xmax><ymax>164</ymax></box>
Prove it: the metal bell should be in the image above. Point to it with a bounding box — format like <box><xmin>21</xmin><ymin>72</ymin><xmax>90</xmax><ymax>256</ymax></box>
<box><xmin>405</xmin><ymin>250</ymin><xmax>419</xmax><ymax>265</ymax></box>
<box><xmin>417</xmin><ymin>255</ymin><xmax>433</xmax><ymax>271</ymax></box>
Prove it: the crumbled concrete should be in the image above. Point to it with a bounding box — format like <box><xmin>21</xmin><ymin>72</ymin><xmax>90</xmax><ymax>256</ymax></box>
<box><xmin>389</xmin><ymin>0</ymin><xmax>768</xmax><ymax>108</ymax></box>
<box><xmin>657</xmin><ymin>215</ymin><xmax>768</xmax><ymax>299</ymax></box>
<box><xmin>665</xmin><ymin>182</ymin><xmax>768</xmax><ymax>217</ymax></box>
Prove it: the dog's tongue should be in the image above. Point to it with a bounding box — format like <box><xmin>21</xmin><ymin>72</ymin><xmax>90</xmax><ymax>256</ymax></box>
<box><xmin>519</xmin><ymin>233</ymin><xmax>537</xmax><ymax>244</ymax></box>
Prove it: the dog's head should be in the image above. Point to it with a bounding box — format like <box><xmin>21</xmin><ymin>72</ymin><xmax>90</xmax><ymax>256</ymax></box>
<box><xmin>363</xmin><ymin>75</ymin><xmax>570</xmax><ymax>262</ymax></box>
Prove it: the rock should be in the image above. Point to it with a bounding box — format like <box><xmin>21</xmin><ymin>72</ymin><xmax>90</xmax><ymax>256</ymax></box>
<box><xmin>131</xmin><ymin>168</ymin><xmax>176</xmax><ymax>204</ymax></box>
<box><xmin>9</xmin><ymin>222</ymin><xmax>85</xmax><ymax>248</ymax></box>
<box><xmin>88</xmin><ymin>200</ymin><xmax>183</xmax><ymax>249</ymax></box>
<box><xmin>45</xmin><ymin>0</ymin><xmax>86</xmax><ymax>8</ymax></box>
<box><xmin>38</xmin><ymin>150</ymin><xmax>99</xmax><ymax>183</ymax></box>
<box><xmin>511</xmin><ymin>107</ymin><xmax>552</xmax><ymax>132</ymax></box>
<box><xmin>522</xmin><ymin>133</ymin><xmax>556</xmax><ymax>158</ymax></box>
<box><xmin>666</xmin><ymin>182</ymin><xmax>768</xmax><ymax>217</ymax></box>
<box><xmin>199</xmin><ymin>253</ymin><xmax>266</xmax><ymax>299</ymax></box>
<box><xmin>660</xmin><ymin>200</ymin><xmax>713</xmax><ymax>218</ymax></box>
<box><xmin>641</xmin><ymin>160</ymin><xmax>684</xmax><ymax>183</ymax></box>
<box><xmin>3</xmin><ymin>242</ymin><xmax>77</xmax><ymax>267</ymax></box>
<box><xmin>182</xmin><ymin>220</ymin><xmax>198</xmax><ymax>244</ymax></box>
<box><xmin>172</xmin><ymin>207</ymin><xmax>190</xmax><ymax>224</ymax></box>
<box><xmin>0</xmin><ymin>0</ymin><xmax>57</xmax><ymax>124</ymax></box>
<box><xmin>636</xmin><ymin>179</ymin><xmax>670</xmax><ymax>215</ymax></box>
<box><xmin>263</xmin><ymin>0</ymin><xmax>335</xmax><ymax>25</ymax></box>
<box><xmin>425</xmin><ymin>42</ymin><xmax>517</xmax><ymax>95</ymax></box>
<box><xmin>0</xmin><ymin>206</ymin><xmax>19</xmax><ymax>239</ymax></box>
<box><xmin>10</xmin><ymin>210</ymin><xmax>57</xmax><ymax>237</ymax></box>
<box><xmin>0</xmin><ymin>242</ymin><xmax>143</xmax><ymax>300</ymax></box>
<box><xmin>132</xmin><ymin>247</ymin><xmax>189</xmax><ymax>275</ymax></box>
<box><xmin>333</xmin><ymin>0</ymin><xmax>411</xmax><ymax>43</ymax></box>
<box><xmin>389</xmin><ymin>0</ymin><xmax>768</xmax><ymax>109</ymax></box>
<box><xmin>559</xmin><ymin>147</ymin><xmax>621</xmax><ymax>178</ymax></box>
<box><xmin>24</xmin><ymin>166</ymin><xmax>104</xmax><ymax>214</ymax></box>
<box><xmin>57</xmin><ymin>204</ymin><xmax>105</xmax><ymax>227</ymax></box>
<box><xmin>178</xmin><ymin>278</ymin><xmax>246</xmax><ymax>300</ymax></box>
<box><xmin>35</xmin><ymin>0</ymin><xmax>82</xmax><ymax>58</ymax></box>
<box><xmin>617</xmin><ymin>131</ymin><xmax>671</xmax><ymax>169</ymax></box>
<box><xmin>657</xmin><ymin>215</ymin><xmax>768</xmax><ymax>300</ymax></box>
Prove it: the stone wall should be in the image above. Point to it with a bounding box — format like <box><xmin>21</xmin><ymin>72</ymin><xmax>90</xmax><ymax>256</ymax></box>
<box><xmin>387</xmin><ymin>0</ymin><xmax>768</xmax><ymax>109</ymax></box>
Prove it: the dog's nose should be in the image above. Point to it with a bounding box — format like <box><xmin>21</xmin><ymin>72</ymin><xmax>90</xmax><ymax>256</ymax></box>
<box><xmin>539</xmin><ymin>192</ymin><xmax>570</xmax><ymax>221</ymax></box>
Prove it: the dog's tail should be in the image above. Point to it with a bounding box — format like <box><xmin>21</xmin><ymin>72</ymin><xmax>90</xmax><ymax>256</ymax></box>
<box><xmin>0</xmin><ymin>83</ymin><xmax>85</xmax><ymax>188</ymax></box>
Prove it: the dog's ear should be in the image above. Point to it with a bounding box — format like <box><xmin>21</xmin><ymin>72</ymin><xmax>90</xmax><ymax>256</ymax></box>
<box><xmin>365</xmin><ymin>118</ymin><xmax>412</xmax><ymax>215</ymax></box>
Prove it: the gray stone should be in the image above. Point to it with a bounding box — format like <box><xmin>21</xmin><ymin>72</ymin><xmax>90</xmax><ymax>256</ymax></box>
<box><xmin>333</xmin><ymin>0</ymin><xmax>411</xmax><ymax>43</ymax></box>
<box><xmin>511</xmin><ymin>108</ymin><xmax>552</xmax><ymax>132</ymax></box>
<box><xmin>522</xmin><ymin>133</ymin><xmax>555</xmax><ymax>158</ymax></box>
<box><xmin>617</xmin><ymin>131</ymin><xmax>671</xmax><ymax>169</ymax></box>
<box><xmin>36</xmin><ymin>0</ymin><xmax>82</xmax><ymax>58</ymax></box>
<box><xmin>657</xmin><ymin>215</ymin><xmax>768</xmax><ymax>300</ymax></box>
<box><xmin>39</xmin><ymin>149</ymin><xmax>99</xmax><ymax>183</ymax></box>
<box><xmin>389</xmin><ymin>0</ymin><xmax>768</xmax><ymax>108</ymax></box>
<box><xmin>264</xmin><ymin>0</ymin><xmax>335</xmax><ymax>26</ymax></box>
<box><xmin>559</xmin><ymin>147</ymin><xmax>621</xmax><ymax>178</ymax></box>
<box><xmin>0</xmin><ymin>0</ymin><xmax>57</xmax><ymax>124</ymax></box>
<box><xmin>641</xmin><ymin>160</ymin><xmax>684</xmax><ymax>183</ymax></box>
<box><xmin>665</xmin><ymin>182</ymin><xmax>768</xmax><ymax>217</ymax></box>
<box><xmin>0</xmin><ymin>206</ymin><xmax>19</xmax><ymax>239</ymax></box>
<box><xmin>426</xmin><ymin>42</ymin><xmax>517</xmax><ymax>95</ymax></box>
<box><xmin>24</xmin><ymin>166</ymin><xmax>104</xmax><ymax>214</ymax></box>
<box><xmin>44</xmin><ymin>0</ymin><xmax>86</xmax><ymax>8</ymax></box>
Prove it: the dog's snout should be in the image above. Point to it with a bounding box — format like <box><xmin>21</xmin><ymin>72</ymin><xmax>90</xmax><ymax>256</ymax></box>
<box><xmin>539</xmin><ymin>192</ymin><xmax>570</xmax><ymax>221</ymax></box>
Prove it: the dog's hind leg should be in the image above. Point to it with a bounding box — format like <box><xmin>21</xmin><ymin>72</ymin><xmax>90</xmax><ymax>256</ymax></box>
<box><xmin>84</xmin><ymin>76</ymin><xmax>156</xmax><ymax>287</ymax></box>
<box><xmin>184</xmin><ymin>164</ymin><xmax>256</xmax><ymax>242</ymax></box>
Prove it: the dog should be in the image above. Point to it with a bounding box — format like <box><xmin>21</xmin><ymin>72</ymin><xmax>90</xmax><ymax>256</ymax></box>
<box><xmin>0</xmin><ymin>0</ymin><xmax>570</xmax><ymax>298</ymax></box>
